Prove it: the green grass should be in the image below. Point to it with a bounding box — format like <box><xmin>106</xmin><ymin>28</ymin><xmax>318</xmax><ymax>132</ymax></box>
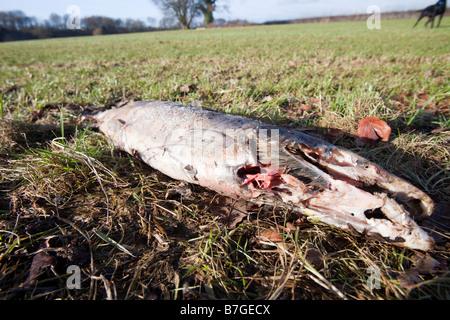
<box><xmin>0</xmin><ymin>18</ymin><xmax>449</xmax><ymax>300</ymax></box>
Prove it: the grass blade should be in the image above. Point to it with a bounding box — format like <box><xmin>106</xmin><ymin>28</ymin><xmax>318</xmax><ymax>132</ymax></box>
<box><xmin>93</xmin><ymin>229</ymin><xmax>135</xmax><ymax>257</ymax></box>
<box><xmin>407</xmin><ymin>97</ymin><xmax>433</xmax><ymax>126</ymax></box>
<box><xmin>0</xmin><ymin>93</ymin><xmax>4</xmax><ymax>119</ymax></box>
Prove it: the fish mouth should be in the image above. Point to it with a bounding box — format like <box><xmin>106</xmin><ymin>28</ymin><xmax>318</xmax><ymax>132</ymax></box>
<box><xmin>237</xmin><ymin>138</ymin><xmax>435</xmax><ymax>251</ymax></box>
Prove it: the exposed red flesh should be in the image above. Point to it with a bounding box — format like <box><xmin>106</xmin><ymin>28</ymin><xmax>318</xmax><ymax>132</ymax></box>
<box><xmin>240</xmin><ymin>164</ymin><xmax>285</xmax><ymax>189</ymax></box>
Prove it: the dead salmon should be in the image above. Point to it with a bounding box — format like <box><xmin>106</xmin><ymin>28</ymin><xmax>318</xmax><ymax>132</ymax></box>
<box><xmin>94</xmin><ymin>100</ymin><xmax>435</xmax><ymax>251</ymax></box>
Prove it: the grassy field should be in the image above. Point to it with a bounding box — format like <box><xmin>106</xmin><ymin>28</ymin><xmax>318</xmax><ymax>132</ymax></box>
<box><xmin>0</xmin><ymin>18</ymin><xmax>449</xmax><ymax>300</ymax></box>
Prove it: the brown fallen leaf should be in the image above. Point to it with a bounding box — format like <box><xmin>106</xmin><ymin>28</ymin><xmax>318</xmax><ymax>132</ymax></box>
<box><xmin>179</xmin><ymin>84</ymin><xmax>192</xmax><ymax>93</ymax></box>
<box><xmin>24</xmin><ymin>237</ymin><xmax>58</xmax><ymax>287</ymax></box>
<box><xmin>258</xmin><ymin>229</ymin><xmax>284</xmax><ymax>243</ymax></box>
<box><xmin>30</xmin><ymin>109</ymin><xmax>46</xmax><ymax>122</ymax></box>
<box><xmin>397</xmin><ymin>253</ymin><xmax>442</xmax><ymax>290</ymax></box>
<box><xmin>165</xmin><ymin>182</ymin><xmax>192</xmax><ymax>199</ymax></box>
<box><xmin>423</xmin><ymin>69</ymin><xmax>433</xmax><ymax>79</ymax></box>
<box><xmin>358</xmin><ymin>117</ymin><xmax>391</xmax><ymax>142</ymax></box>
<box><xmin>24</xmin><ymin>252</ymin><xmax>57</xmax><ymax>286</ymax></box>
<box><xmin>417</xmin><ymin>99</ymin><xmax>436</xmax><ymax>109</ymax></box>
<box><xmin>308</xmin><ymin>97</ymin><xmax>321</xmax><ymax>106</ymax></box>
<box><xmin>305</xmin><ymin>243</ymin><xmax>324</xmax><ymax>268</ymax></box>
<box><xmin>284</xmin><ymin>222</ymin><xmax>296</xmax><ymax>231</ymax></box>
<box><xmin>173</xmin><ymin>84</ymin><xmax>196</xmax><ymax>95</ymax></box>
<box><xmin>300</xmin><ymin>104</ymin><xmax>311</xmax><ymax>112</ymax></box>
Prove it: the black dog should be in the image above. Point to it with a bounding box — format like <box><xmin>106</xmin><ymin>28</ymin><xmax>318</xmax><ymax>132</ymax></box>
<box><xmin>413</xmin><ymin>0</ymin><xmax>446</xmax><ymax>28</ymax></box>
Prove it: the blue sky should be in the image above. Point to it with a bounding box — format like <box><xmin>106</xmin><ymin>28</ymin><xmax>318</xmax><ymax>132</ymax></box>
<box><xmin>0</xmin><ymin>0</ymin><xmax>439</xmax><ymax>24</ymax></box>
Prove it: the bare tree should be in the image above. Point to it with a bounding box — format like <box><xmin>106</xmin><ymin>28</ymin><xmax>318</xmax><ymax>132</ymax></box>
<box><xmin>152</xmin><ymin>0</ymin><xmax>200</xmax><ymax>29</ymax></box>
<box><xmin>198</xmin><ymin>0</ymin><xmax>216</xmax><ymax>25</ymax></box>
<box><xmin>124</xmin><ymin>18</ymin><xmax>135</xmax><ymax>30</ymax></box>
<box><xmin>147</xmin><ymin>17</ymin><xmax>156</xmax><ymax>27</ymax></box>
<box><xmin>159</xmin><ymin>16</ymin><xmax>178</xmax><ymax>29</ymax></box>
<box><xmin>82</xmin><ymin>16</ymin><xmax>118</xmax><ymax>33</ymax></box>
<box><xmin>0</xmin><ymin>10</ymin><xmax>29</xmax><ymax>30</ymax></box>
<box><xmin>49</xmin><ymin>13</ymin><xmax>62</xmax><ymax>29</ymax></box>
<box><xmin>132</xmin><ymin>19</ymin><xmax>145</xmax><ymax>31</ymax></box>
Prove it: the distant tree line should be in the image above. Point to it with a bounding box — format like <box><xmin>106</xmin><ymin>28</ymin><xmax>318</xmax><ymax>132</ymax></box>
<box><xmin>0</xmin><ymin>10</ymin><xmax>161</xmax><ymax>42</ymax></box>
<box><xmin>0</xmin><ymin>2</ymin><xmax>243</xmax><ymax>42</ymax></box>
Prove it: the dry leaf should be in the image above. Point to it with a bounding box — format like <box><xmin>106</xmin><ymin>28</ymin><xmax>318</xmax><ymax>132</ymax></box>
<box><xmin>358</xmin><ymin>117</ymin><xmax>391</xmax><ymax>142</ymax></box>
<box><xmin>165</xmin><ymin>182</ymin><xmax>192</xmax><ymax>199</ymax></box>
<box><xmin>423</xmin><ymin>69</ymin><xmax>433</xmax><ymax>79</ymax></box>
<box><xmin>180</xmin><ymin>84</ymin><xmax>191</xmax><ymax>93</ymax></box>
<box><xmin>259</xmin><ymin>229</ymin><xmax>284</xmax><ymax>243</ymax></box>
<box><xmin>174</xmin><ymin>84</ymin><xmax>196</xmax><ymax>94</ymax></box>
<box><xmin>30</xmin><ymin>109</ymin><xmax>46</xmax><ymax>122</ymax></box>
<box><xmin>300</xmin><ymin>104</ymin><xmax>311</xmax><ymax>111</ymax></box>
<box><xmin>24</xmin><ymin>252</ymin><xmax>57</xmax><ymax>286</ymax></box>
<box><xmin>308</xmin><ymin>97</ymin><xmax>321</xmax><ymax>106</ymax></box>
<box><xmin>261</xmin><ymin>96</ymin><xmax>274</xmax><ymax>103</ymax></box>
<box><xmin>210</xmin><ymin>197</ymin><xmax>247</xmax><ymax>229</ymax></box>
<box><xmin>24</xmin><ymin>238</ymin><xmax>57</xmax><ymax>286</ymax></box>
<box><xmin>305</xmin><ymin>243</ymin><xmax>324</xmax><ymax>268</ymax></box>
<box><xmin>397</xmin><ymin>253</ymin><xmax>441</xmax><ymax>289</ymax></box>
<box><xmin>285</xmin><ymin>222</ymin><xmax>296</xmax><ymax>231</ymax></box>
<box><xmin>398</xmin><ymin>269</ymin><xmax>422</xmax><ymax>289</ymax></box>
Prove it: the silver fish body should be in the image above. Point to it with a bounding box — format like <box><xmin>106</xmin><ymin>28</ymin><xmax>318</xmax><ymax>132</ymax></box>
<box><xmin>94</xmin><ymin>100</ymin><xmax>434</xmax><ymax>251</ymax></box>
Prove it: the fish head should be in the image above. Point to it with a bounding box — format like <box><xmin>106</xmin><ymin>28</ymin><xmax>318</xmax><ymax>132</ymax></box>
<box><xmin>236</xmin><ymin>131</ymin><xmax>435</xmax><ymax>251</ymax></box>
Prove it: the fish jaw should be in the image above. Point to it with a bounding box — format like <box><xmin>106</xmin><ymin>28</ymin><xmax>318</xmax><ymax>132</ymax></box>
<box><xmin>237</xmin><ymin>162</ymin><xmax>434</xmax><ymax>251</ymax></box>
<box><xmin>236</xmin><ymin>135</ymin><xmax>435</xmax><ymax>251</ymax></box>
